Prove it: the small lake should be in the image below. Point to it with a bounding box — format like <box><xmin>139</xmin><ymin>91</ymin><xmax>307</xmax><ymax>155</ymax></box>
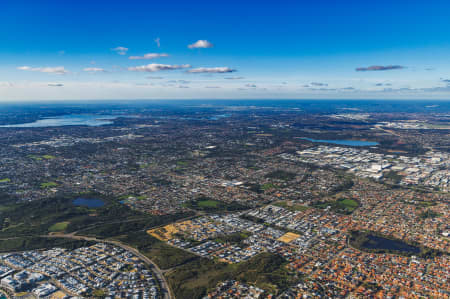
<box><xmin>0</xmin><ymin>114</ymin><xmax>125</xmax><ymax>128</ymax></box>
<box><xmin>73</xmin><ymin>198</ymin><xmax>105</xmax><ymax>208</ymax></box>
<box><xmin>301</xmin><ymin>137</ymin><xmax>379</xmax><ymax>146</ymax></box>
<box><xmin>362</xmin><ymin>235</ymin><xmax>421</xmax><ymax>254</ymax></box>
<box><xmin>209</xmin><ymin>113</ymin><xmax>231</xmax><ymax>120</ymax></box>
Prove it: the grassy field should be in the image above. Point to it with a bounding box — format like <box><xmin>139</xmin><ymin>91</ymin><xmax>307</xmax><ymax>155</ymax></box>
<box><xmin>40</xmin><ymin>181</ymin><xmax>58</xmax><ymax>189</ymax></box>
<box><xmin>416</xmin><ymin>200</ymin><xmax>436</xmax><ymax>207</ymax></box>
<box><xmin>0</xmin><ymin>204</ymin><xmax>14</xmax><ymax>212</ymax></box>
<box><xmin>0</xmin><ymin>178</ymin><xmax>11</xmax><ymax>183</ymax></box>
<box><xmin>28</xmin><ymin>154</ymin><xmax>56</xmax><ymax>160</ymax></box>
<box><xmin>48</xmin><ymin>221</ymin><xmax>70</xmax><ymax>232</ymax></box>
<box><xmin>261</xmin><ymin>183</ymin><xmax>277</xmax><ymax>191</ymax></box>
<box><xmin>340</xmin><ymin>198</ymin><xmax>358</xmax><ymax>209</ymax></box>
<box><xmin>274</xmin><ymin>201</ymin><xmax>309</xmax><ymax>212</ymax></box>
<box><xmin>197</xmin><ymin>200</ymin><xmax>220</xmax><ymax>208</ymax></box>
<box><xmin>42</xmin><ymin>155</ymin><xmax>56</xmax><ymax>159</ymax></box>
<box><xmin>184</xmin><ymin>197</ymin><xmax>247</xmax><ymax>212</ymax></box>
<box><xmin>313</xmin><ymin>198</ymin><xmax>359</xmax><ymax>214</ymax></box>
<box><xmin>265</xmin><ymin>170</ymin><xmax>296</xmax><ymax>181</ymax></box>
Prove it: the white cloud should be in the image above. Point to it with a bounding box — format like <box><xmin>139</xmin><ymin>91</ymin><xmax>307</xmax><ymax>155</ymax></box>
<box><xmin>128</xmin><ymin>63</ymin><xmax>191</xmax><ymax>72</ymax></box>
<box><xmin>17</xmin><ymin>66</ymin><xmax>68</xmax><ymax>75</ymax></box>
<box><xmin>188</xmin><ymin>40</ymin><xmax>213</xmax><ymax>49</ymax></box>
<box><xmin>112</xmin><ymin>46</ymin><xmax>129</xmax><ymax>55</ymax></box>
<box><xmin>129</xmin><ymin>53</ymin><xmax>169</xmax><ymax>60</ymax></box>
<box><xmin>83</xmin><ymin>67</ymin><xmax>106</xmax><ymax>72</ymax></box>
<box><xmin>187</xmin><ymin>67</ymin><xmax>235</xmax><ymax>73</ymax></box>
<box><xmin>154</xmin><ymin>37</ymin><xmax>161</xmax><ymax>48</ymax></box>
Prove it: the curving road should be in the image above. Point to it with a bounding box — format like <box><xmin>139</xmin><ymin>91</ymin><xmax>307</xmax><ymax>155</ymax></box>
<box><xmin>44</xmin><ymin>233</ymin><xmax>173</xmax><ymax>299</ymax></box>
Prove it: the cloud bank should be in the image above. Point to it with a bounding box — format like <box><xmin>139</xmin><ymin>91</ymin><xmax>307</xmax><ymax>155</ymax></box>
<box><xmin>356</xmin><ymin>65</ymin><xmax>405</xmax><ymax>71</ymax></box>
<box><xmin>17</xmin><ymin>66</ymin><xmax>68</xmax><ymax>75</ymax></box>
<box><xmin>128</xmin><ymin>63</ymin><xmax>191</xmax><ymax>72</ymax></box>
<box><xmin>129</xmin><ymin>53</ymin><xmax>169</xmax><ymax>60</ymax></box>
<box><xmin>187</xmin><ymin>67</ymin><xmax>235</xmax><ymax>73</ymax></box>
<box><xmin>83</xmin><ymin>67</ymin><xmax>106</xmax><ymax>72</ymax></box>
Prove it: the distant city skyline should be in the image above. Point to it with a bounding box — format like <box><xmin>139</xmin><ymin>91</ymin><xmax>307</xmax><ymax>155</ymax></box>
<box><xmin>1</xmin><ymin>0</ymin><xmax>450</xmax><ymax>101</ymax></box>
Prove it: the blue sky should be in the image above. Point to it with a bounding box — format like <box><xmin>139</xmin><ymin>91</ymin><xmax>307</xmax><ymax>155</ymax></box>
<box><xmin>1</xmin><ymin>0</ymin><xmax>450</xmax><ymax>100</ymax></box>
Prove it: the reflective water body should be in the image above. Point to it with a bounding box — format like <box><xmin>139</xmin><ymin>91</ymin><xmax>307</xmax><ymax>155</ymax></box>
<box><xmin>0</xmin><ymin>114</ymin><xmax>123</xmax><ymax>128</ymax></box>
<box><xmin>301</xmin><ymin>137</ymin><xmax>379</xmax><ymax>146</ymax></box>
<box><xmin>209</xmin><ymin>113</ymin><xmax>231</xmax><ymax>120</ymax></box>
<box><xmin>363</xmin><ymin>235</ymin><xmax>421</xmax><ymax>254</ymax></box>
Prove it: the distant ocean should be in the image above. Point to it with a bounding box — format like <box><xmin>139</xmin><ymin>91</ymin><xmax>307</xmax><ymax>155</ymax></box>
<box><xmin>0</xmin><ymin>99</ymin><xmax>449</xmax><ymax>114</ymax></box>
<box><xmin>0</xmin><ymin>100</ymin><xmax>449</xmax><ymax>127</ymax></box>
<box><xmin>189</xmin><ymin>99</ymin><xmax>450</xmax><ymax>113</ymax></box>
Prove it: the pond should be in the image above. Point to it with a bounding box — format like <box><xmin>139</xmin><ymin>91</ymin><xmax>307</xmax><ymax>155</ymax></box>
<box><xmin>73</xmin><ymin>198</ymin><xmax>105</xmax><ymax>208</ymax></box>
<box><xmin>209</xmin><ymin>113</ymin><xmax>231</xmax><ymax>120</ymax></box>
<box><xmin>362</xmin><ymin>234</ymin><xmax>421</xmax><ymax>254</ymax></box>
<box><xmin>0</xmin><ymin>114</ymin><xmax>124</xmax><ymax>128</ymax></box>
<box><xmin>301</xmin><ymin>137</ymin><xmax>379</xmax><ymax>146</ymax></box>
